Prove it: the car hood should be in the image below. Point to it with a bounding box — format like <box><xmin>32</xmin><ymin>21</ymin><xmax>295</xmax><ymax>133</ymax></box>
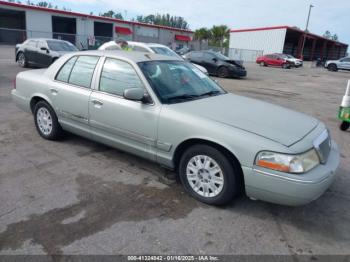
<box><xmin>224</xmin><ymin>60</ymin><xmax>245</xmax><ymax>68</ymax></box>
<box><xmin>169</xmin><ymin>93</ymin><xmax>319</xmax><ymax>147</ymax></box>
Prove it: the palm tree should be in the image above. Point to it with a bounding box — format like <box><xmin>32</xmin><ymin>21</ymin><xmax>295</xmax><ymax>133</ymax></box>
<box><xmin>210</xmin><ymin>25</ymin><xmax>229</xmax><ymax>48</ymax></box>
<box><xmin>194</xmin><ymin>28</ymin><xmax>211</xmax><ymax>50</ymax></box>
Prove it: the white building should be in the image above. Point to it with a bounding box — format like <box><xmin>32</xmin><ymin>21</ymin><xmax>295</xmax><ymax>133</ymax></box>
<box><xmin>229</xmin><ymin>26</ymin><xmax>348</xmax><ymax>62</ymax></box>
<box><xmin>0</xmin><ymin>1</ymin><xmax>193</xmax><ymax>50</ymax></box>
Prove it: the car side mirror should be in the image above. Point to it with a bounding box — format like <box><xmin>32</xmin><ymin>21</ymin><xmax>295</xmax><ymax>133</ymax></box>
<box><xmin>212</xmin><ymin>58</ymin><xmax>218</xmax><ymax>62</ymax></box>
<box><xmin>123</xmin><ymin>88</ymin><xmax>151</xmax><ymax>103</ymax></box>
<box><xmin>40</xmin><ymin>47</ymin><xmax>49</xmax><ymax>53</ymax></box>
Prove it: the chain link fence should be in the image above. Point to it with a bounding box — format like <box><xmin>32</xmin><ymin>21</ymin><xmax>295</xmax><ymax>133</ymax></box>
<box><xmin>0</xmin><ymin>28</ymin><xmax>113</xmax><ymax>50</ymax></box>
<box><xmin>228</xmin><ymin>48</ymin><xmax>263</xmax><ymax>62</ymax></box>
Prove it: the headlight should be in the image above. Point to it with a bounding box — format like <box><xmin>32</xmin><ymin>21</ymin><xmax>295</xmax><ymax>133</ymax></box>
<box><xmin>255</xmin><ymin>149</ymin><xmax>320</xmax><ymax>174</ymax></box>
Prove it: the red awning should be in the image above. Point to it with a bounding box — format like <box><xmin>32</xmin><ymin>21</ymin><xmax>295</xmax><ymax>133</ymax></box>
<box><xmin>115</xmin><ymin>26</ymin><xmax>133</xmax><ymax>35</ymax></box>
<box><xmin>175</xmin><ymin>34</ymin><xmax>191</xmax><ymax>41</ymax></box>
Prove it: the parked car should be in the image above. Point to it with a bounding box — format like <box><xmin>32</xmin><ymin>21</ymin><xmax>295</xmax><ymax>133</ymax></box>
<box><xmin>325</xmin><ymin>57</ymin><xmax>350</xmax><ymax>72</ymax></box>
<box><xmin>12</xmin><ymin>50</ymin><xmax>339</xmax><ymax>206</ymax></box>
<box><xmin>176</xmin><ymin>46</ymin><xmax>191</xmax><ymax>55</ymax></box>
<box><xmin>98</xmin><ymin>41</ymin><xmax>208</xmax><ymax>75</ymax></box>
<box><xmin>256</xmin><ymin>54</ymin><xmax>292</xmax><ymax>69</ymax></box>
<box><xmin>15</xmin><ymin>38</ymin><xmax>78</xmax><ymax>68</ymax></box>
<box><xmin>278</xmin><ymin>54</ymin><xmax>303</xmax><ymax>67</ymax></box>
<box><xmin>184</xmin><ymin>50</ymin><xmax>247</xmax><ymax>78</ymax></box>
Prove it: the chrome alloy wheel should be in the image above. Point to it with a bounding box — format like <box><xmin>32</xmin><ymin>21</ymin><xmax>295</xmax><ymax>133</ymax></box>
<box><xmin>36</xmin><ymin>107</ymin><xmax>53</xmax><ymax>136</ymax></box>
<box><xmin>186</xmin><ymin>155</ymin><xmax>224</xmax><ymax>197</ymax></box>
<box><xmin>18</xmin><ymin>53</ymin><xmax>25</xmax><ymax>66</ymax></box>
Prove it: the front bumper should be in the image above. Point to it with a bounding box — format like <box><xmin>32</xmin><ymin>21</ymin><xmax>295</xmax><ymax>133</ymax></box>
<box><xmin>229</xmin><ymin>67</ymin><xmax>247</xmax><ymax>78</ymax></box>
<box><xmin>243</xmin><ymin>141</ymin><xmax>340</xmax><ymax>206</ymax></box>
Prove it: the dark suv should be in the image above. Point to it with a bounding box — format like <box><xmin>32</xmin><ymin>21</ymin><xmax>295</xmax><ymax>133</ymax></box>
<box><xmin>184</xmin><ymin>51</ymin><xmax>247</xmax><ymax>78</ymax></box>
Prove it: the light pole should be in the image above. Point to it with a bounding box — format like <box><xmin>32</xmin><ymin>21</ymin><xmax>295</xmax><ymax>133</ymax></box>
<box><xmin>300</xmin><ymin>4</ymin><xmax>314</xmax><ymax>60</ymax></box>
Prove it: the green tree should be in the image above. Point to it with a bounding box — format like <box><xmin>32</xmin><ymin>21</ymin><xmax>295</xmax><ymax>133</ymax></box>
<box><xmin>210</xmin><ymin>25</ymin><xmax>229</xmax><ymax>47</ymax></box>
<box><xmin>100</xmin><ymin>10</ymin><xmax>124</xmax><ymax>20</ymax></box>
<box><xmin>332</xmin><ymin>34</ymin><xmax>338</xmax><ymax>41</ymax></box>
<box><xmin>194</xmin><ymin>28</ymin><xmax>211</xmax><ymax>49</ymax></box>
<box><xmin>323</xmin><ymin>30</ymin><xmax>332</xmax><ymax>39</ymax></box>
<box><xmin>135</xmin><ymin>13</ymin><xmax>188</xmax><ymax>29</ymax></box>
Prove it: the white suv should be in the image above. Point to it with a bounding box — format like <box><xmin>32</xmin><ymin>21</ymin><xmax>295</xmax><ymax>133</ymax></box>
<box><xmin>98</xmin><ymin>41</ymin><xmax>208</xmax><ymax>75</ymax></box>
<box><xmin>325</xmin><ymin>57</ymin><xmax>350</xmax><ymax>72</ymax></box>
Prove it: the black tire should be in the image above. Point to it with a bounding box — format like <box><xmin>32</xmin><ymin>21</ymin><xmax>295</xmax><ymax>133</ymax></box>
<box><xmin>217</xmin><ymin>66</ymin><xmax>229</xmax><ymax>78</ymax></box>
<box><xmin>34</xmin><ymin>101</ymin><xmax>63</xmax><ymax>140</ymax></box>
<box><xmin>259</xmin><ymin>61</ymin><xmax>266</xmax><ymax>67</ymax></box>
<box><xmin>282</xmin><ymin>63</ymin><xmax>290</xmax><ymax>69</ymax></box>
<box><xmin>17</xmin><ymin>52</ymin><xmax>27</xmax><ymax>68</ymax></box>
<box><xmin>340</xmin><ymin>121</ymin><xmax>350</xmax><ymax>131</ymax></box>
<box><xmin>328</xmin><ymin>64</ymin><xmax>338</xmax><ymax>72</ymax></box>
<box><xmin>178</xmin><ymin>144</ymin><xmax>239</xmax><ymax>205</ymax></box>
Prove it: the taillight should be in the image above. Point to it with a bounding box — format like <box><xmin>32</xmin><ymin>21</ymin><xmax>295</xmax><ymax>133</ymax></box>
<box><xmin>13</xmin><ymin>78</ymin><xmax>16</xmax><ymax>89</ymax></box>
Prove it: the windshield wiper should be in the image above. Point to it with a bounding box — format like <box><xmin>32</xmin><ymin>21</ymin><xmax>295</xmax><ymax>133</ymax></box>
<box><xmin>198</xmin><ymin>90</ymin><xmax>221</xmax><ymax>97</ymax></box>
<box><xmin>166</xmin><ymin>94</ymin><xmax>199</xmax><ymax>102</ymax></box>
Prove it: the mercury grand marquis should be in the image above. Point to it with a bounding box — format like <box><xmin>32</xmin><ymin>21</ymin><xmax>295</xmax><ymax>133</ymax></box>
<box><xmin>11</xmin><ymin>50</ymin><xmax>340</xmax><ymax>206</ymax></box>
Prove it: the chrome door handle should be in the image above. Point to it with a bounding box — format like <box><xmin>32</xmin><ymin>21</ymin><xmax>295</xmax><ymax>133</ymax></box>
<box><xmin>91</xmin><ymin>99</ymin><xmax>103</xmax><ymax>106</ymax></box>
<box><xmin>50</xmin><ymin>88</ymin><xmax>58</xmax><ymax>95</ymax></box>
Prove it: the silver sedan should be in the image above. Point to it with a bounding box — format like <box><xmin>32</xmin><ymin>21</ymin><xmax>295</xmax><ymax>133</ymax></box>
<box><xmin>12</xmin><ymin>50</ymin><xmax>340</xmax><ymax>206</ymax></box>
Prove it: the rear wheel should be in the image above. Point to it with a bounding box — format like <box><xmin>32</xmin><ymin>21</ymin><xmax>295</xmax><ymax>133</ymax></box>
<box><xmin>340</xmin><ymin>121</ymin><xmax>350</xmax><ymax>131</ymax></box>
<box><xmin>328</xmin><ymin>64</ymin><xmax>338</xmax><ymax>72</ymax></box>
<box><xmin>178</xmin><ymin>144</ymin><xmax>239</xmax><ymax>205</ymax></box>
<box><xmin>282</xmin><ymin>63</ymin><xmax>290</xmax><ymax>69</ymax></box>
<box><xmin>34</xmin><ymin>101</ymin><xmax>63</xmax><ymax>140</ymax></box>
<box><xmin>217</xmin><ymin>66</ymin><xmax>229</xmax><ymax>78</ymax></box>
<box><xmin>260</xmin><ymin>61</ymin><xmax>266</xmax><ymax>67</ymax></box>
<box><xmin>17</xmin><ymin>52</ymin><xmax>27</xmax><ymax>68</ymax></box>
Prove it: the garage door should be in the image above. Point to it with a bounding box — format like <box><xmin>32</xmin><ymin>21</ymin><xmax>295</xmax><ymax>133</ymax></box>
<box><xmin>52</xmin><ymin>16</ymin><xmax>76</xmax><ymax>45</ymax></box>
<box><xmin>0</xmin><ymin>8</ymin><xmax>26</xmax><ymax>44</ymax></box>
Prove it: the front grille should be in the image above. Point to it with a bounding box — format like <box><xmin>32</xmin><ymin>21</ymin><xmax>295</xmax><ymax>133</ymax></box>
<box><xmin>313</xmin><ymin>130</ymin><xmax>331</xmax><ymax>164</ymax></box>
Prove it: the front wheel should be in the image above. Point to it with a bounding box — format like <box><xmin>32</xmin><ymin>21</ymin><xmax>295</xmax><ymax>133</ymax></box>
<box><xmin>178</xmin><ymin>144</ymin><xmax>239</xmax><ymax>205</ymax></box>
<box><xmin>340</xmin><ymin>121</ymin><xmax>350</xmax><ymax>131</ymax></box>
<box><xmin>328</xmin><ymin>64</ymin><xmax>338</xmax><ymax>72</ymax></box>
<box><xmin>217</xmin><ymin>67</ymin><xmax>229</xmax><ymax>78</ymax></box>
<box><xmin>34</xmin><ymin>101</ymin><xmax>63</xmax><ymax>140</ymax></box>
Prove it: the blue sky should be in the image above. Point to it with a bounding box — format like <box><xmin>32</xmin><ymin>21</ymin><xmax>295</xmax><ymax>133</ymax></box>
<box><xmin>45</xmin><ymin>0</ymin><xmax>349</xmax><ymax>45</ymax></box>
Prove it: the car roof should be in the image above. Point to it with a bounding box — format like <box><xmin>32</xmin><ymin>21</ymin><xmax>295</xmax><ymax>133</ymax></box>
<box><xmin>127</xmin><ymin>41</ymin><xmax>168</xmax><ymax>48</ymax></box>
<box><xmin>26</xmin><ymin>38</ymin><xmax>68</xmax><ymax>42</ymax></box>
<box><xmin>76</xmin><ymin>50</ymin><xmax>183</xmax><ymax>62</ymax></box>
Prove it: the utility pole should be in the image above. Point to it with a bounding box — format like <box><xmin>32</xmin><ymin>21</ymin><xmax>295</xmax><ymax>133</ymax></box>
<box><xmin>300</xmin><ymin>4</ymin><xmax>314</xmax><ymax>60</ymax></box>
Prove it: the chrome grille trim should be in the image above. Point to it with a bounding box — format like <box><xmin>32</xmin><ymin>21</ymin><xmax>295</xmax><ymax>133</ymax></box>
<box><xmin>313</xmin><ymin>129</ymin><xmax>331</xmax><ymax>164</ymax></box>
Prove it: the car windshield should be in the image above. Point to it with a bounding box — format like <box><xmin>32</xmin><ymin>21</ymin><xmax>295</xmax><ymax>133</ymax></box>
<box><xmin>213</xmin><ymin>52</ymin><xmax>230</xmax><ymax>60</ymax></box>
<box><xmin>150</xmin><ymin>47</ymin><xmax>181</xmax><ymax>58</ymax></box>
<box><xmin>47</xmin><ymin>41</ymin><xmax>78</xmax><ymax>51</ymax></box>
<box><xmin>138</xmin><ymin>60</ymin><xmax>225</xmax><ymax>104</ymax></box>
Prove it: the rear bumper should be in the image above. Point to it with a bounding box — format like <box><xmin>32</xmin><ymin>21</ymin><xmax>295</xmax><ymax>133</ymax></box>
<box><xmin>243</xmin><ymin>141</ymin><xmax>340</xmax><ymax>206</ymax></box>
<box><xmin>11</xmin><ymin>89</ymin><xmax>31</xmax><ymax>113</ymax></box>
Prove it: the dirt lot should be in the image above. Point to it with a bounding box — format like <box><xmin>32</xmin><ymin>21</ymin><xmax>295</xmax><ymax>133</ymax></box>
<box><xmin>0</xmin><ymin>45</ymin><xmax>349</xmax><ymax>256</ymax></box>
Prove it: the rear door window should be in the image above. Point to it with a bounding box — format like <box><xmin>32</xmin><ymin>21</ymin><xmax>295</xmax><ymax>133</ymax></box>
<box><xmin>26</xmin><ymin>40</ymin><xmax>37</xmax><ymax>47</ymax></box>
<box><xmin>56</xmin><ymin>56</ymin><xmax>78</xmax><ymax>82</ymax></box>
<box><xmin>68</xmin><ymin>56</ymin><xmax>99</xmax><ymax>88</ymax></box>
